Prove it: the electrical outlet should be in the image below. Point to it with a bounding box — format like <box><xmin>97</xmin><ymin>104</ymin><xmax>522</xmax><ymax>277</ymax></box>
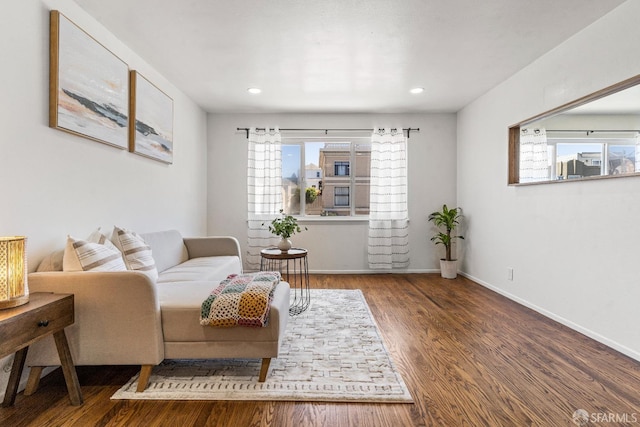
<box><xmin>507</xmin><ymin>267</ymin><xmax>514</xmax><ymax>281</ymax></box>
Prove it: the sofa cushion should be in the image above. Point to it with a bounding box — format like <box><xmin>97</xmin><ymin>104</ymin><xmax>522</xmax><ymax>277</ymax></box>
<box><xmin>37</xmin><ymin>249</ymin><xmax>64</xmax><ymax>272</ymax></box>
<box><xmin>111</xmin><ymin>226</ymin><xmax>158</xmax><ymax>281</ymax></box>
<box><xmin>62</xmin><ymin>233</ymin><xmax>127</xmax><ymax>272</ymax></box>
<box><xmin>157</xmin><ymin>281</ymin><xmax>284</xmax><ymax>342</ymax></box>
<box><xmin>41</xmin><ymin>228</ymin><xmax>115</xmax><ymax>272</ymax></box>
<box><xmin>156</xmin><ymin>256</ymin><xmax>242</xmax><ymax>284</ymax></box>
<box><xmin>140</xmin><ymin>230</ymin><xmax>189</xmax><ymax>273</ymax></box>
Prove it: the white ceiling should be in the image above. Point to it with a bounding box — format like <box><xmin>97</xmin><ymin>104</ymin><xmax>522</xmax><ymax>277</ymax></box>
<box><xmin>72</xmin><ymin>0</ymin><xmax>625</xmax><ymax>114</ymax></box>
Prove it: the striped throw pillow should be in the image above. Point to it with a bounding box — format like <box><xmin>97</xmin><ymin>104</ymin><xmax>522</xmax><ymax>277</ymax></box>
<box><xmin>111</xmin><ymin>226</ymin><xmax>158</xmax><ymax>281</ymax></box>
<box><xmin>63</xmin><ymin>229</ymin><xmax>127</xmax><ymax>272</ymax></box>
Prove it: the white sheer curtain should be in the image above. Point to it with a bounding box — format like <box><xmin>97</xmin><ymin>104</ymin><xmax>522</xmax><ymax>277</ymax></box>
<box><xmin>520</xmin><ymin>128</ymin><xmax>549</xmax><ymax>182</ymax></box>
<box><xmin>367</xmin><ymin>128</ymin><xmax>410</xmax><ymax>269</ymax></box>
<box><xmin>246</xmin><ymin>127</ymin><xmax>282</xmax><ymax>270</ymax></box>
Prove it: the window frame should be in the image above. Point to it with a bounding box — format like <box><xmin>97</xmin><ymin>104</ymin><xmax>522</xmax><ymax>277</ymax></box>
<box><xmin>334</xmin><ymin>186</ymin><xmax>350</xmax><ymax>206</ymax></box>
<box><xmin>547</xmin><ymin>139</ymin><xmax>637</xmax><ymax>180</ymax></box>
<box><xmin>334</xmin><ymin>161</ymin><xmax>350</xmax><ymax>176</ymax></box>
<box><xmin>281</xmin><ymin>138</ymin><xmax>371</xmax><ymax>218</ymax></box>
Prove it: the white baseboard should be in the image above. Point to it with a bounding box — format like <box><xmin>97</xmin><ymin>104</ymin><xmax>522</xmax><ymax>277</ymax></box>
<box><xmin>308</xmin><ymin>269</ymin><xmax>440</xmax><ymax>274</ymax></box>
<box><xmin>460</xmin><ymin>271</ymin><xmax>640</xmax><ymax>363</ymax></box>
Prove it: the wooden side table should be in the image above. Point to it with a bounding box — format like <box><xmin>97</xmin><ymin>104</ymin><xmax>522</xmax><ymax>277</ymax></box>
<box><xmin>0</xmin><ymin>292</ymin><xmax>82</xmax><ymax>407</ymax></box>
<box><xmin>260</xmin><ymin>248</ymin><xmax>310</xmax><ymax>315</ymax></box>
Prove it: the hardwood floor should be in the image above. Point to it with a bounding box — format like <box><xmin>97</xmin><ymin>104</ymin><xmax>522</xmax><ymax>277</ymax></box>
<box><xmin>1</xmin><ymin>274</ymin><xmax>639</xmax><ymax>426</ymax></box>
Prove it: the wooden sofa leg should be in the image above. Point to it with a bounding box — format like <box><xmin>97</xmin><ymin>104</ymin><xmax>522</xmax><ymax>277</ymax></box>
<box><xmin>136</xmin><ymin>365</ymin><xmax>154</xmax><ymax>392</ymax></box>
<box><xmin>259</xmin><ymin>358</ymin><xmax>271</xmax><ymax>382</ymax></box>
<box><xmin>24</xmin><ymin>366</ymin><xmax>44</xmax><ymax>396</ymax></box>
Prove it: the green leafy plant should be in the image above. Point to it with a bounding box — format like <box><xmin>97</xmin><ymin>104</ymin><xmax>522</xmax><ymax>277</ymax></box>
<box><xmin>428</xmin><ymin>204</ymin><xmax>464</xmax><ymax>261</ymax></box>
<box><xmin>305</xmin><ymin>187</ymin><xmax>319</xmax><ymax>204</ymax></box>
<box><xmin>265</xmin><ymin>209</ymin><xmax>306</xmax><ymax>239</ymax></box>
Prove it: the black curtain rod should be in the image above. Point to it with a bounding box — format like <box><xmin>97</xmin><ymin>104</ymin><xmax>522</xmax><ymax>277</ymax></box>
<box><xmin>541</xmin><ymin>129</ymin><xmax>640</xmax><ymax>134</ymax></box>
<box><xmin>236</xmin><ymin>127</ymin><xmax>420</xmax><ymax>138</ymax></box>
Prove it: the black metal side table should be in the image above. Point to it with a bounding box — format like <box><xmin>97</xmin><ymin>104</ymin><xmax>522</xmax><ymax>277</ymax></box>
<box><xmin>260</xmin><ymin>248</ymin><xmax>310</xmax><ymax>315</ymax></box>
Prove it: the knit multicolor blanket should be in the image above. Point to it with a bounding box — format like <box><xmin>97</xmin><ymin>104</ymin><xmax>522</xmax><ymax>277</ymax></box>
<box><xmin>200</xmin><ymin>272</ymin><xmax>281</xmax><ymax>327</ymax></box>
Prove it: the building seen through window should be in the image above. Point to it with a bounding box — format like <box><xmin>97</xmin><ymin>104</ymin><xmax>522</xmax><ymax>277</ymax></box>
<box><xmin>549</xmin><ymin>140</ymin><xmax>637</xmax><ymax>180</ymax></box>
<box><xmin>281</xmin><ymin>141</ymin><xmax>371</xmax><ymax>216</ymax></box>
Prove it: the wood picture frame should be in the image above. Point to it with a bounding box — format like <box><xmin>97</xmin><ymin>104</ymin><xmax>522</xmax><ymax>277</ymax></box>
<box><xmin>508</xmin><ymin>73</ymin><xmax>640</xmax><ymax>185</ymax></box>
<box><xmin>49</xmin><ymin>10</ymin><xmax>129</xmax><ymax>149</ymax></box>
<box><xmin>129</xmin><ymin>71</ymin><xmax>174</xmax><ymax>164</ymax></box>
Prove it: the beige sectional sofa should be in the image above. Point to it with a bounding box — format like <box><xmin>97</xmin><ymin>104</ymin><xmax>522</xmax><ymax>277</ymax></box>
<box><xmin>26</xmin><ymin>230</ymin><xmax>290</xmax><ymax>392</ymax></box>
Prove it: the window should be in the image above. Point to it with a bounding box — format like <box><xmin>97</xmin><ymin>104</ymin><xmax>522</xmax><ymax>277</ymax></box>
<box><xmin>334</xmin><ymin>187</ymin><xmax>349</xmax><ymax>206</ymax></box>
<box><xmin>335</xmin><ymin>161</ymin><xmax>350</xmax><ymax>176</ymax></box>
<box><xmin>551</xmin><ymin>140</ymin><xmax>636</xmax><ymax>180</ymax></box>
<box><xmin>281</xmin><ymin>140</ymin><xmax>371</xmax><ymax>217</ymax></box>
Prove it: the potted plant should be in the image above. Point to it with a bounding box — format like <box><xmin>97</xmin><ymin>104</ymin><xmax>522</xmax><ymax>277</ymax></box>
<box><xmin>265</xmin><ymin>209</ymin><xmax>306</xmax><ymax>252</ymax></box>
<box><xmin>428</xmin><ymin>204</ymin><xmax>464</xmax><ymax>279</ymax></box>
<box><xmin>305</xmin><ymin>187</ymin><xmax>319</xmax><ymax>204</ymax></box>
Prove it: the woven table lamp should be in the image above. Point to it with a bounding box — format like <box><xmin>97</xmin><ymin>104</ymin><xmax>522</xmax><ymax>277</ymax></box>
<box><xmin>0</xmin><ymin>236</ymin><xmax>29</xmax><ymax>310</ymax></box>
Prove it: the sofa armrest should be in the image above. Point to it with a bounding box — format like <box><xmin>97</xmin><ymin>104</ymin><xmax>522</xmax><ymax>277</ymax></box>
<box><xmin>271</xmin><ymin>281</ymin><xmax>291</xmax><ymax>352</ymax></box>
<box><xmin>25</xmin><ymin>271</ymin><xmax>164</xmax><ymax>367</ymax></box>
<box><xmin>183</xmin><ymin>236</ymin><xmax>242</xmax><ymax>260</ymax></box>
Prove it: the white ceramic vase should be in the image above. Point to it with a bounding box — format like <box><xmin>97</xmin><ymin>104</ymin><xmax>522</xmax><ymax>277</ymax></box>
<box><xmin>278</xmin><ymin>237</ymin><xmax>292</xmax><ymax>253</ymax></box>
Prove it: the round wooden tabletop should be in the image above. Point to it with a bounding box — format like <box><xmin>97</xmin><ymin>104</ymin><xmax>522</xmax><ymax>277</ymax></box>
<box><xmin>260</xmin><ymin>248</ymin><xmax>307</xmax><ymax>259</ymax></box>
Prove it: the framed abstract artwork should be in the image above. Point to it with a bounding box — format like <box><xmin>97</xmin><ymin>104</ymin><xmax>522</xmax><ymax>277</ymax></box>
<box><xmin>49</xmin><ymin>10</ymin><xmax>129</xmax><ymax>149</ymax></box>
<box><xmin>129</xmin><ymin>71</ymin><xmax>174</xmax><ymax>164</ymax></box>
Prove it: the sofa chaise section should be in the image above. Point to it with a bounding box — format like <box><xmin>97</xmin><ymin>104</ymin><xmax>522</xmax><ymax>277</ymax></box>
<box><xmin>25</xmin><ymin>230</ymin><xmax>290</xmax><ymax>393</ymax></box>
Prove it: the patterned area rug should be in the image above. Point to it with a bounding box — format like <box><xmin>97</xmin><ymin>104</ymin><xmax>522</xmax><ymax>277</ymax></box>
<box><xmin>111</xmin><ymin>289</ymin><xmax>413</xmax><ymax>403</ymax></box>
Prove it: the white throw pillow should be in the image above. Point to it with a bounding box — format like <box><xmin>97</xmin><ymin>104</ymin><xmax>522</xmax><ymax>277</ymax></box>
<box><xmin>63</xmin><ymin>228</ymin><xmax>127</xmax><ymax>272</ymax></box>
<box><xmin>86</xmin><ymin>228</ymin><xmax>119</xmax><ymax>250</ymax></box>
<box><xmin>111</xmin><ymin>226</ymin><xmax>158</xmax><ymax>281</ymax></box>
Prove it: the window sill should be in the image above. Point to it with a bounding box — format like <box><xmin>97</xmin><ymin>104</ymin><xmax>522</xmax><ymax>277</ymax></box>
<box><xmin>251</xmin><ymin>216</ymin><xmax>410</xmax><ymax>225</ymax></box>
<box><xmin>294</xmin><ymin>216</ymin><xmax>411</xmax><ymax>224</ymax></box>
<box><xmin>296</xmin><ymin>216</ymin><xmax>370</xmax><ymax>224</ymax></box>
<box><xmin>509</xmin><ymin>171</ymin><xmax>640</xmax><ymax>186</ymax></box>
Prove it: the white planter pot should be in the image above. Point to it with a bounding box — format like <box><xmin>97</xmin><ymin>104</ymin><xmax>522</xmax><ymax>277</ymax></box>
<box><xmin>439</xmin><ymin>259</ymin><xmax>457</xmax><ymax>279</ymax></box>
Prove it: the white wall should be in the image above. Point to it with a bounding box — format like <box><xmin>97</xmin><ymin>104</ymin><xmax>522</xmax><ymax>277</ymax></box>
<box><xmin>1</xmin><ymin>0</ymin><xmax>208</xmax><ymax>265</ymax></box>
<box><xmin>0</xmin><ymin>0</ymin><xmax>208</xmax><ymax>398</ymax></box>
<box><xmin>207</xmin><ymin>113</ymin><xmax>457</xmax><ymax>272</ymax></box>
<box><xmin>457</xmin><ymin>0</ymin><xmax>640</xmax><ymax>360</ymax></box>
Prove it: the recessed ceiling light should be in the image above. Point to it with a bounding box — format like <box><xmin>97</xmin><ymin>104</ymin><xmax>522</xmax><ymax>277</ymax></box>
<box><xmin>247</xmin><ymin>87</ymin><xmax>262</xmax><ymax>94</ymax></box>
<box><xmin>410</xmin><ymin>87</ymin><xmax>425</xmax><ymax>94</ymax></box>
